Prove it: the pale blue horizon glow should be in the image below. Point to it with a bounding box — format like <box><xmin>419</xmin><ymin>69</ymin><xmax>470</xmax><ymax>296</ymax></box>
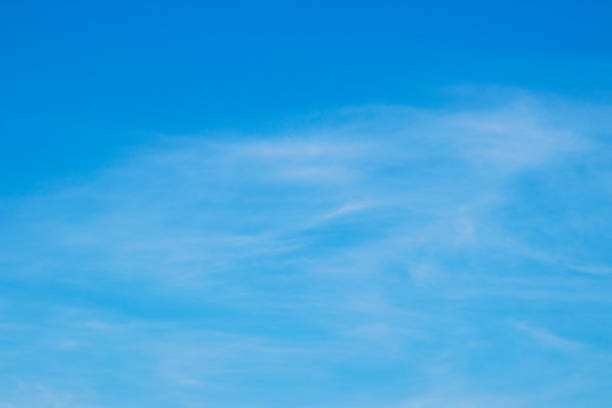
<box><xmin>1</xmin><ymin>2</ymin><xmax>612</xmax><ymax>407</ymax></box>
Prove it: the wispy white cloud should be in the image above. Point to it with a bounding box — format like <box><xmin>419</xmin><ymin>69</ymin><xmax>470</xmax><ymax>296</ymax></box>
<box><xmin>1</xmin><ymin>89</ymin><xmax>612</xmax><ymax>407</ymax></box>
<box><xmin>511</xmin><ymin>321</ymin><xmax>584</xmax><ymax>352</ymax></box>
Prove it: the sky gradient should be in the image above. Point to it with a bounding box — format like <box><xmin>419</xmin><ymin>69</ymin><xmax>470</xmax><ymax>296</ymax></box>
<box><xmin>1</xmin><ymin>2</ymin><xmax>612</xmax><ymax>407</ymax></box>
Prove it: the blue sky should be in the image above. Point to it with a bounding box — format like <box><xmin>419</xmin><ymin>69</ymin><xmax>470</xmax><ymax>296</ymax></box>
<box><xmin>1</xmin><ymin>1</ymin><xmax>612</xmax><ymax>407</ymax></box>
